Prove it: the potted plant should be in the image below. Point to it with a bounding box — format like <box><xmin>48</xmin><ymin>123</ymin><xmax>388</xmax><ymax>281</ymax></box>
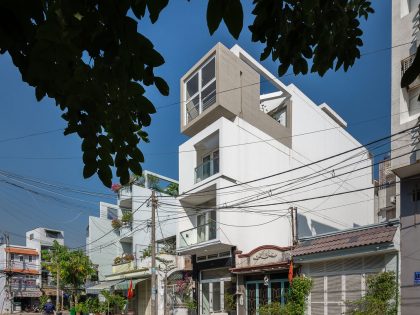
<box><xmin>111</xmin><ymin>219</ymin><xmax>122</xmax><ymax>230</ymax></box>
<box><xmin>121</xmin><ymin>212</ymin><xmax>133</xmax><ymax>225</ymax></box>
<box><xmin>123</xmin><ymin>253</ymin><xmax>134</xmax><ymax>262</ymax></box>
<box><xmin>114</xmin><ymin>256</ymin><xmax>122</xmax><ymax>265</ymax></box>
<box><xmin>173</xmin><ymin>278</ymin><xmax>195</xmax><ymax>315</ymax></box>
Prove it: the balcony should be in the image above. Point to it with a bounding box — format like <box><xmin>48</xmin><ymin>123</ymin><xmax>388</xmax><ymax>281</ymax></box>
<box><xmin>179</xmin><ymin>222</ymin><xmax>217</xmax><ymax>248</ymax></box>
<box><xmin>118</xmin><ymin>186</ymin><xmax>132</xmax><ymax>209</ymax></box>
<box><xmin>112</xmin><ymin>261</ymin><xmax>136</xmax><ymax>274</ymax></box>
<box><xmin>195</xmin><ymin>157</ymin><xmax>219</xmax><ymax>183</ymax></box>
<box><xmin>401</xmin><ymin>54</ymin><xmax>420</xmax><ymax>90</ymax></box>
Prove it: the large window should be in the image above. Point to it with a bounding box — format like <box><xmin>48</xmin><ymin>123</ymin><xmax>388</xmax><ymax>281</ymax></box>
<box><xmin>185</xmin><ymin>57</ymin><xmax>216</xmax><ymax>124</ymax></box>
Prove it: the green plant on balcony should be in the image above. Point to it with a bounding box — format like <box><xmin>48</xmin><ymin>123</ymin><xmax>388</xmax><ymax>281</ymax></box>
<box><xmin>141</xmin><ymin>245</ymin><xmax>152</xmax><ymax>260</ymax></box>
<box><xmin>111</xmin><ymin>219</ymin><xmax>122</xmax><ymax>230</ymax></box>
<box><xmin>121</xmin><ymin>212</ymin><xmax>133</xmax><ymax>224</ymax></box>
<box><xmin>113</xmin><ymin>256</ymin><xmax>122</xmax><ymax>265</ymax></box>
<box><xmin>165</xmin><ymin>182</ymin><xmax>179</xmax><ymax>196</ymax></box>
<box><xmin>123</xmin><ymin>253</ymin><xmax>135</xmax><ymax>262</ymax></box>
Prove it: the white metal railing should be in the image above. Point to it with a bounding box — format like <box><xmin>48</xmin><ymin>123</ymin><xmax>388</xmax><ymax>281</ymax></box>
<box><xmin>179</xmin><ymin>222</ymin><xmax>217</xmax><ymax>248</ymax></box>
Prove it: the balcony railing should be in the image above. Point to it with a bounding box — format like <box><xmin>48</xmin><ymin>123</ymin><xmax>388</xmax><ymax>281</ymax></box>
<box><xmin>179</xmin><ymin>222</ymin><xmax>217</xmax><ymax>248</ymax></box>
<box><xmin>402</xmin><ymin>54</ymin><xmax>415</xmax><ymax>76</ymax></box>
<box><xmin>186</xmin><ymin>82</ymin><xmax>216</xmax><ymax>124</ymax></box>
<box><xmin>195</xmin><ymin>157</ymin><xmax>219</xmax><ymax>183</ymax></box>
<box><xmin>118</xmin><ymin>186</ymin><xmax>132</xmax><ymax>199</ymax></box>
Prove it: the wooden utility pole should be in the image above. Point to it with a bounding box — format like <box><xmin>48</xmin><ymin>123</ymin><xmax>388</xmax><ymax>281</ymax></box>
<box><xmin>151</xmin><ymin>191</ymin><xmax>157</xmax><ymax>315</ymax></box>
<box><xmin>4</xmin><ymin>233</ymin><xmax>12</xmax><ymax>313</ymax></box>
<box><xmin>290</xmin><ymin>207</ymin><xmax>295</xmax><ymax>246</ymax></box>
<box><xmin>56</xmin><ymin>265</ymin><xmax>60</xmax><ymax>311</ymax></box>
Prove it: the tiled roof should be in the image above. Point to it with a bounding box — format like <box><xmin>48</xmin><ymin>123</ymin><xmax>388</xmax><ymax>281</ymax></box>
<box><xmin>292</xmin><ymin>224</ymin><xmax>398</xmax><ymax>257</ymax></box>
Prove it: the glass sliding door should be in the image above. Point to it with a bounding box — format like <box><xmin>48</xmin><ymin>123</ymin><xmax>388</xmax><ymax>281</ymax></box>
<box><xmin>202</xmin><ymin>283</ymin><xmax>210</xmax><ymax>315</ymax></box>
<box><xmin>200</xmin><ymin>269</ymin><xmax>231</xmax><ymax>315</ymax></box>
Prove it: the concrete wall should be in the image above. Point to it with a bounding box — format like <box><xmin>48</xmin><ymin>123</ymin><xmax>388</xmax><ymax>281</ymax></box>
<box><xmin>391</xmin><ymin>2</ymin><xmax>420</xmax><ymax>313</ymax></box>
<box><xmin>178</xmin><ymin>76</ymin><xmax>374</xmax><ymax>255</ymax></box>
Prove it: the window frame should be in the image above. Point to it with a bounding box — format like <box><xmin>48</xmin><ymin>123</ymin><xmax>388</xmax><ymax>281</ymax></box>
<box><xmin>184</xmin><ymin>56</ymin><xmax>216</xmax><ymax>124</ymax></box>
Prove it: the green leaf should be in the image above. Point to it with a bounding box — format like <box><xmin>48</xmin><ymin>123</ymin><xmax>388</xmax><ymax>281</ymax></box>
<box><xmin>83</xmin><ymin>163</ymin><xmax>97</xmax><ymax>179</ymax></box>
<box><xmin>207</xmin><ymin>0</ymin><xmax>225</xmax><ymax>35</ymax></box>
<box><xmin>146</xmin><ymin>0</ymin><xmax>169</xmax><ymax>23</ymax></box>
<box><xmin>98</xmin><ymin>164</ymin><xmax>112</xmax><ymax>188</ymax></box>
<box><xmin>223</xmin><ymin>0</ymin><xmax>243</xmax><ymax>39</ymax></box>
<box><xmin>154</xmin><ymin>76</ymin><xmax>169</xmax><ymax>96</ymax></box>
<box><xmin>128</xmin><ymin>159</ymin><xmax>142</xmax><ymax>175</ymax></box>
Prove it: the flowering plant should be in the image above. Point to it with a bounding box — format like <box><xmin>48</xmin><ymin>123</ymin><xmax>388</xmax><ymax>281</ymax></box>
<box><xmin>111</xmin><ymin>183</ymin><xmax>122</xmax><ymax>192</ymax></box>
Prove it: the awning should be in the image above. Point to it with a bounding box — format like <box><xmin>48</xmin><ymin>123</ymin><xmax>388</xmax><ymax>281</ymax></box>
<box><xmin>114</xmin><ymin>278</ymin><xmax>148</xmax><ymax>291</ymax></box>
<box><xmin>86</xmin><ymin>280</ymin><xmax>125</xmax><ymax>294</ymax></box>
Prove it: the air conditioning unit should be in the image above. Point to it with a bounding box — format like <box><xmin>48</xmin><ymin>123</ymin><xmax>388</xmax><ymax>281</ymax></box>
<box><xmin>390</xmin><ymin>196</ymin><xmax>396</xmax><ymax>204</ymax></box>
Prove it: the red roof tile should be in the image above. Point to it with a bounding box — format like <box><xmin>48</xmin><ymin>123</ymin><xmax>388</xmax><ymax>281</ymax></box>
<box><xmin>292</xmin><ymin>224</ymin><xmax>397</xmax><ymax>257</ymax></box>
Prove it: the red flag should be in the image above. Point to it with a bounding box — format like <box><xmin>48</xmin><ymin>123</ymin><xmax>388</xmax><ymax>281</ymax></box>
<box><xmin>288</xmin><ymin>260</ymin><xmax>294</xmax><ymax>284</ymax></box>
<box><xmin>127</xmin><ymin>280</ymin><xmax>134</xmax><ymax>299</ymax></box>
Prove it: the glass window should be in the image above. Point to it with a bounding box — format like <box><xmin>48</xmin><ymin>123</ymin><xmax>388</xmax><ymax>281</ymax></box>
<box><xmin>184</xmin><ymin>57</ymin><xmax>216</xmax><ymax>124</ymax></box>
<box><xmin>202</xmin><ymin>58</ymin><xmax>215</xmax><ymax>87</ymax></box>
<box><xmin>213</xmin><ymin>282</ymin><xmax>221</xmax><ymax>312</ymax></box>
<box><xmin>202</xmin><ymin>81</ymin><xmax>217</xmax><ymax>111</ymax></box>
<box><xmin>28</xmin><ymin>256</ymin><xmax>33</xmax><ymax>262</ymax></box>
<box><xmin>186</xmin><ymin>73</ymin><xmax>199</xmax><ymax>100</ymax></box>
<box><xmin>29</xmin><ymin>234</ymin><xmax>34</xmax><ymax>240</ymax></box>
<box><xmin>19</xmin><ymin>255</ymin><xmax>23</xmax><ymax>262</ymax></box>
<box><xmin>11</xmin><ymin>253</ymin><xmax>14</xmax><ymax>261</ymax></box>
<box><xmin>107</xmin><ymin>207</ymin><xmax>118</xmax><ymax>220</ymax></box>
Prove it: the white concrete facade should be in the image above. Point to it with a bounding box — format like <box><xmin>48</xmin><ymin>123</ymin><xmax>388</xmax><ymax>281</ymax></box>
<box><xmin>0</xmin><ymin>244</ymin><xmax>41</xmax><ymax>314</ymax></box>
<box><xmin>390</xmin><ymin>1</ymin><xmax>420</xmax><ymax>313</ymax></box>
<box><xmin>25</xmin><ymin>227</ymin><xmax>64</xmax><ymax>291</ymax></box>
<box><xmin>177</xmin><ymin>43</ymin><xmax>374</xmax><ymax>257</ymax></box>
<box><xmin>176</xmin><ymin>43</ymin><xmax>375</xmax><ymax>315</ymax></box>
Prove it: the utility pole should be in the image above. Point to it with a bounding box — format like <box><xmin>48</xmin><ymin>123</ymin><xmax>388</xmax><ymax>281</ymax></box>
<box><xmin>151</xmin><ymin>191</ymin><xmax>157</xmax><ymax>315</ymax></box>
<box><xmin>290</xmin><ymin>207</ymin><xmax>298</xmax><ymax>246</ymax></box>
<box><xmin>56</xmin><ymin>264</ymin><xmax>60</xmax><ymax>311</ymax></box>
<box><xmin>290</xmin><ymin>207</ymin><xmax>295</xmax><ymax>246</ymax></box>
<box><xmin>4</xmin><ymin>233</ymin><xmax>12</xmax><ymax>313</ymax></box>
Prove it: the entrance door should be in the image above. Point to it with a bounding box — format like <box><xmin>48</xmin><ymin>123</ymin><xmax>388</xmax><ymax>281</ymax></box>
<box><xmin>200</xmin><ymin>269</ymin><xmax>231</xmax><ymax>315</ymax></box>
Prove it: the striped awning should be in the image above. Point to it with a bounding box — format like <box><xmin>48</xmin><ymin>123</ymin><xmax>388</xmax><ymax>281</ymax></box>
<box><xmin>86</xmin><ymin>279</ymin><xmax>124</xmax><ymax>294</ymax></box>
<box><xmin>114</xmin><ymin>278</ymin><xmax>148</xmax><ymax>291</ymax></box>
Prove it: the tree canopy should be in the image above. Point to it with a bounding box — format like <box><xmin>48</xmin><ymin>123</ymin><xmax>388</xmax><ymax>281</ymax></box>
<box><xmin>0</xmin><ymin>0</ymin><xmax>375</xmax><ymax>187</ymax></box>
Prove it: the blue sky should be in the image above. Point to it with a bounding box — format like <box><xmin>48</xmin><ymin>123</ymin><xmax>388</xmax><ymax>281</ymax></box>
<box><xmin>0</xmin><ymin>1</ymin><xmax>391</xmax><ymax>247</ymax></box>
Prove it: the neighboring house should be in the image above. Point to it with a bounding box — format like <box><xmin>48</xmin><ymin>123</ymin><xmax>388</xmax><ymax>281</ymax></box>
<box><xmin>176</xmin><ymin>43</ymin><xmax>375</xmax><ymax>315</ymax></box>
<box><xmin>390</xmin><ymin>1</ymin><xmax>420</xmax><ymax>313</ymax></box>
<box><xmin>293</xmin><ymin>221</ymin><xmax>399</xmax><ymax>315</ymax></box>
<box><xmin>25</xmin><ymin>227</ymin><xmax>65</xmax><ymax>297</ymax></box>
<box><xmin>86</xmin><ymin>171</ymin><xmax>191</xmax><ymax>315</ymax></box>
<box><xmin>0</xmin><ymin>244</ymin><xmax>41</xmax><ymax>313</ymax></box>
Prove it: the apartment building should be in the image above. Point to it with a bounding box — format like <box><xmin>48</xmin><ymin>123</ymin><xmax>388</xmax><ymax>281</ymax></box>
<box><xmin>176</xmin><ymin>43</ymin><xmax>375</xmax><ymax>315</ymax></box>
<box><xmin>25</xmin><ymin>227</ymin><xmax>64</xmax><ymax>297</ymax></box>
<box><xmin>0</xmin><ymin>244</ymin><xmax>41</xmax><ymax>313</ymax></box>
<box><xmin>86</xmin><ymin>171</ymin><xmax>192</xmax><ymax>315</ymax></box>
<box><xmin>390</xmin><ymin>1</ymin><xmax>420</xmax><ymax>313</ymax></box>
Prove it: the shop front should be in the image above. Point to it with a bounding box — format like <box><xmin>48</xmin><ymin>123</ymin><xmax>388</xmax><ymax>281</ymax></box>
<box><xmin>231</xmin><ymin>245</ymin><xmax>291</xmax><ymax>315</ymax></box>
<box><xmin>11</xmin><ymin>275</ymin><xmax>42</xmax><ymax>312</ymax></box>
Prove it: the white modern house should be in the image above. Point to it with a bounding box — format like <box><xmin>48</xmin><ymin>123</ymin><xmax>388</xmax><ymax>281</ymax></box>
<box><xmin>86</xmin><ymin>171</ymin><xmax>192</xmax><ymax>315</ymax></box>
<box><xmin>389</xmin><ymin>1</ymin><xmax>420</xmax><ymax>313</ymax></box>
<box><xmin>25</xmin><ymin>227</ymin><xmax>64</xmax><ymax>297</ymax></box>
<box><xmin>0</xmin><ymin>244</ymin><xmax>41</xmax><ymax>313</ymax></box>
<box><xmin>176</xmin><ymin>43</ymin><xmax>375</xmax><ymax>315</ymax></box>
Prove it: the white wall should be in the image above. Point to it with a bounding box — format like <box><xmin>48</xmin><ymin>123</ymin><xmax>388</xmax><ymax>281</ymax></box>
<box><xmin>177</xmin><ymin>70</ymin><xmax>374</xmax><ymax>254</ymax></box>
